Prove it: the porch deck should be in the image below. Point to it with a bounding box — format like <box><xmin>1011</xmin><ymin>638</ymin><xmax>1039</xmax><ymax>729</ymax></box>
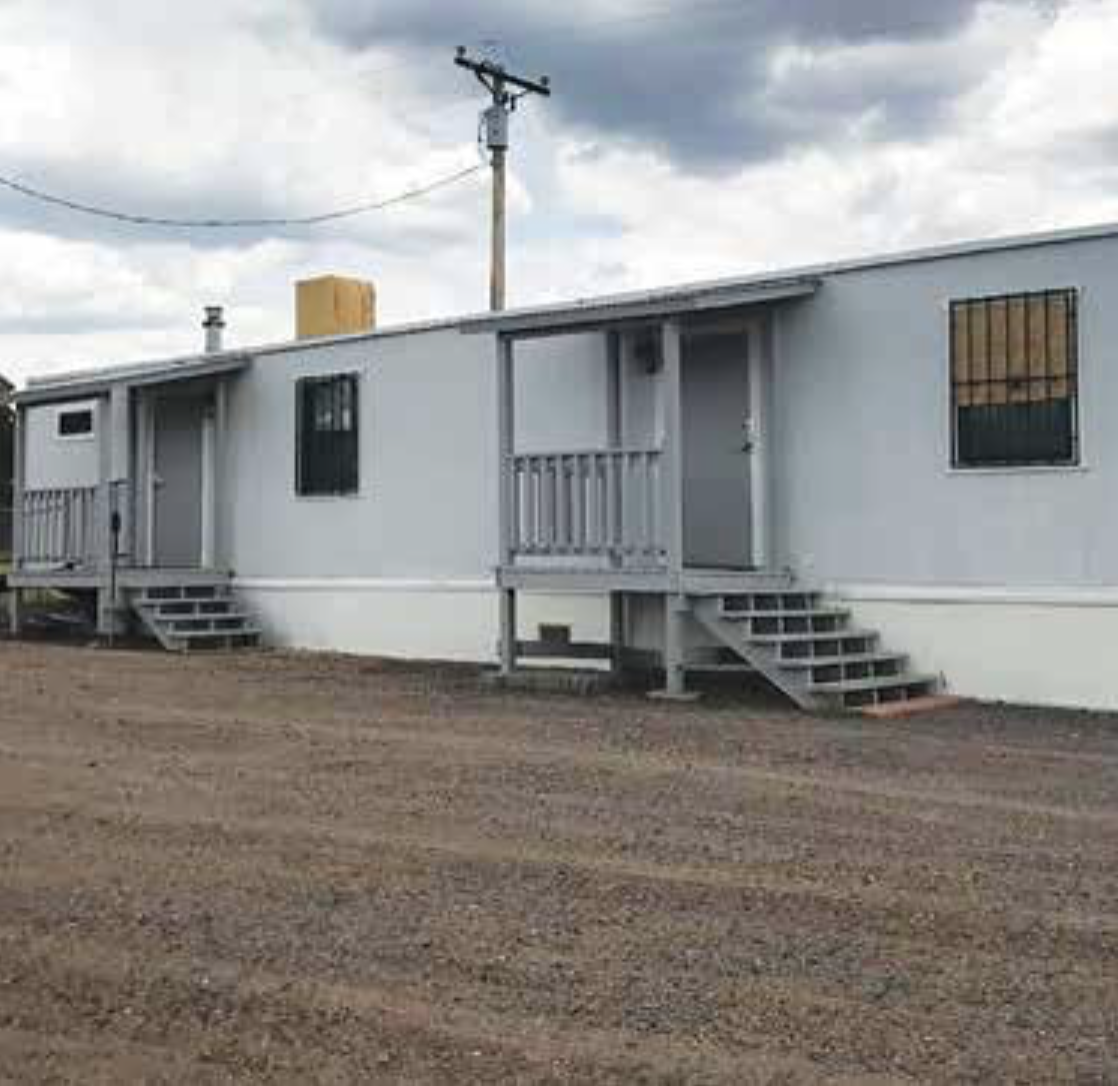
<box><xmin>499</xmin><ymin>564</ymin><xmax>792</xmax><ymax>594</ymax></box>
<box><xmin>8</xmin><ymin>566</ymin><xmax>230</xmax><ymax>592</ymax></box>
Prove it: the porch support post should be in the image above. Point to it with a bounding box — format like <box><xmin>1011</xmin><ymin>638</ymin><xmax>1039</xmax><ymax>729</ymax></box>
<box><xmin>213</xmin><ymin>379</ymin><xmax>229</xmax><ymax>568</ymax></box>
<box><xmin>749</xmin><ymin>315</ymin><xmax>772</xmax><ymax>569</ymax></box>
<box><xmin>95</xmin><ymin>393</ymin><xmax>121</xmax><ymax>637</ymax></box>
<box><xmin>9</xmin><ymin>403</ymin><xmax>23</xmax><ymax>635</ymax></box>
<box><xmin>609</xmin><ymin>592</ymin><xmax>626</xmax><ymax>676</ymax></box>
<box><xmin>8</xmin><ymin>586</ymin><xmax>21</xmax><ymax>637</ymax></box>
<box><xmin>497</xmin><ymin>333</ymin><xmax>517</xmax><ymax>676</ymax></box>
<box><xmin>134</xmin><ymin>390</ymin><xmax>155</xmax><ymax>568</ymax></box>
<box><xmin>108</xmin><ymin>383</ymin><xmax>132</xmax><ymax>564</ymax></box>
<box><xmin>606</xmin><ymin>330</ymin><xmax>622</xmax><ymax>451</ymax></box>
<box><xmin>661</xmin><ymin>319</ymin><xmax>684</xmax><ymax>576</ymax></box>
<box><xmin>606</xmin><ymin>329</ymin><xmax>623</xmax><ymax>565</ymax></box>
<box><xmin>95</xmin><ymin>395</ymin><xmax>112</xmax><ymax>573</ymax></box>
<box><xmin>201</xmin><ymin>402</ymin><xmax>217</xmax><ymax>569</ymax></box>
<box><xmin>650</xmin><ymin>593</ymin><xmax>699</xmax><ymax>702</ymax></box>
<box><xmin>606</xmin><ymin>329</ymin><xmax>626</xmax><ymax>673</ymax></box>
<box><xmin>10</xmin><ymin>403</ymin><xmax>24</xmax><ymax>571</ymax></box>
<box><xmin>650</xmin><ymin>320</ymin><xmax>697</xmax><ymax>700</ymax></box>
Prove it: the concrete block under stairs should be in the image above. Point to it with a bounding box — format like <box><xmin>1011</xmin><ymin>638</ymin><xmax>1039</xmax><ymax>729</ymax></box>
<box><xmin>693</xmin><ymin>589</ymin><xmax>938</xmax><ymax>712</ymax></box>
<box><xmin>130</xmin><ymin>581</ymin><xmax>261</xmax><ymax>653</ymax></box>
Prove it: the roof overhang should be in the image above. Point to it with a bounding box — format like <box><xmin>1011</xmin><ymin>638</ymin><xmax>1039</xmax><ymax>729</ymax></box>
<box><xmin>463</xmin><ymin>276</ymin><xmax>821</xmax><ymax>340</ymax></box>
<box><xmin>15</xmin><ymin>352</ymin><xmax>252</xmax><ymax>407</ymax></box>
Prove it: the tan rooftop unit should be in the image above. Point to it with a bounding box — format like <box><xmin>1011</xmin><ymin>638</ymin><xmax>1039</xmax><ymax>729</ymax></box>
<box><xmin>296</xmin><ymin>276</ymin><xmax>377</xmax><ymax>340</ymax></box>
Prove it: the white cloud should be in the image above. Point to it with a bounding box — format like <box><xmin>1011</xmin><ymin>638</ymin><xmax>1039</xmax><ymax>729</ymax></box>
<box><xmin>0</xmin><ymin>0</ymin><xmax>1115</xmax><ymax>386</ymax></box>
<box><xmin>552</xmin><ymin>1</ymin><xmax>1118</xmax><ymax>290</ymax></box>
<box><xmin>0</xmin><ymin>0</ymin><xmax>493</xmax><ymax>383</ymax></box>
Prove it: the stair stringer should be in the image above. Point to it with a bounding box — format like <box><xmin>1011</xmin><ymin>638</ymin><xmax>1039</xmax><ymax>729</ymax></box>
<box><xmin>692</xmin><ymin>598</ymin><xmax>822</xmax><ymax>710</ymax></box>
<box><xmin>133</xmin><ymin>602</ymin><xmax>180</xmax><ymax>652</ymax></box>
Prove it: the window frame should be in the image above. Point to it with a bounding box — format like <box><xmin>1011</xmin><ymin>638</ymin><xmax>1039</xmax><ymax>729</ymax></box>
<box><xmin>55</xmin><ymin>405</ymin><xmax>96</xmax><ymax>442</ymax></box>
<box><xmin>294</xmin><ymin>371</ymin><xmax>362</xmax><ymax>499</ymax></box>
<box><xmin>947</xmin><ymin>287</ymin><xmax>1082</xmax><ymax>472</ymax></box>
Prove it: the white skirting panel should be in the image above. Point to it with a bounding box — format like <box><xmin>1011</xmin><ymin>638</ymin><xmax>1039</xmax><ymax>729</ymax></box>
<box><xmin>233</xmin><ymin>578</ymin><xmax>610</xmax><ymax>663</ymax></box>
<box><xmin>838</xmin><ymin>584</ymin><xmax>1118</xmax><ymax>711</ymax></box>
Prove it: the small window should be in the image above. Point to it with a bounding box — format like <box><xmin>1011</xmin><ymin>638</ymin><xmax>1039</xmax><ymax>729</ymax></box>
<box><xmin>296</xmin><ymin>373</ymin><xmax>360</xmax><ymax>496</ymax></box>
<box><xmin>57</xmin><ymin>408</ymin><xmax>94</xmax><ymax>439</ymax></box>
<box><xmin>950</xmin><ymin>289</ymin><xmax>1079</xmax><ymax>468</ymax></box>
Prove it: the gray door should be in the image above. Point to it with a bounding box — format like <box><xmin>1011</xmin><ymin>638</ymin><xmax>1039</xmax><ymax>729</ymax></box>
<box><xmin>153</xmin><ymin>396</ymin><xmax>205</xmax><ymax>568</ymax></box>
<box><xmin>681</xmin><ymin>332</ymin><xmax>752</xmax><ymax>569</ymax></box>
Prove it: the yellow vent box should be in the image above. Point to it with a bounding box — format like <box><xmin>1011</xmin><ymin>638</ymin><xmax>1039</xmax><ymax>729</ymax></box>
<box><xmin>296</xmin><ymin>276</ymin><xmax>376</xmax><ymax>340</ymax></box>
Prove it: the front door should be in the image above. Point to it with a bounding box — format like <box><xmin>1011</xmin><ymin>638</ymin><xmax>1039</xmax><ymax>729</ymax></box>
<box><xmin>153</xmin><ymin>395</ymin><xmax>206</xmax><ymax>568</ymax></box>
<box><xmin>681</xmin><ymin>331</ymin><xmax>752</xmax><ymax>569</ymax></box>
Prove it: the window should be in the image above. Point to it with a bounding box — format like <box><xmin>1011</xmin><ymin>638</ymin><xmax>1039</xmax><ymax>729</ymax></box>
<box><xmin>57</xmin><ymin>407</ymin><xmax>95</xmax><ymax>439</ymax></box>
<box><xmin>296</xmin><ymin>373</ymin><xmax>360</xmax><ymax>496</ymax></box>
<box><xmin>950</xmin><ymin>289</ymin><xmax>1079</xmax><ymax>468</ymax></box>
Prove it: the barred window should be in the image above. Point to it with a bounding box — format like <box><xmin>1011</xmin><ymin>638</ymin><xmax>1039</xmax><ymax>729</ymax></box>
<box><xmin>950</xmin><ymin>289</ymin><xmax>1079</xmax><ymax>468</ymax></box>
<box><xmin>296</xmin><ymin>373</ymin><xmax>360</xmax><ymax>496</ymax></box>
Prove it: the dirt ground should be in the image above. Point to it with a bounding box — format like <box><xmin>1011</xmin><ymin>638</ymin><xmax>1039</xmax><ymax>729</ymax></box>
<box><xmin>0</xmin><ymin>644</ymin><xmax>1115</xmax><ymax>1084</ymax></box>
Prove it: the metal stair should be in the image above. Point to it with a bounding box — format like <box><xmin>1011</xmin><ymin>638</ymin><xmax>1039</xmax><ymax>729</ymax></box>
<box><xmin>130</xmin><ymin>581</ymin><xmax>261</xmax><ymax>652</ymax></box>
<box><xmin>692</xmin><ymin>589</ymin><xmax>938</xmax><ymax>711</ymax></box>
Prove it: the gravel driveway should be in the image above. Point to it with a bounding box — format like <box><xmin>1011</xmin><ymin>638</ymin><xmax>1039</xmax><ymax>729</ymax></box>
<box><xmin>0</xmin><ymin>643</ymin><xmax>1115</xmax><ymax>1083</ymax></box>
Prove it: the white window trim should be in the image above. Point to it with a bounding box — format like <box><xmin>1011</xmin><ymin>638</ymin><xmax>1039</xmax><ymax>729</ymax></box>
<box><xmin>55</xmin><ymin>404</ymin><xmax>97</xmax><ymax>443</ymax></box>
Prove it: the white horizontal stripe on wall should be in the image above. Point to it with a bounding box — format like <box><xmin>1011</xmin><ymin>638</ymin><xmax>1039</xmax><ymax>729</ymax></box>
<box><xmin>833</xmin><ymin>582</ymin><xmax>1118</xmax><ymax>609</ymax></box>
<box><xmin>834</xmin><ymin>584</ymin><xmax>1118</xmax><ymax>710</ymax></box>
<box><xmin>233</xmin><ymin>578</ymin><xmax>609</xmax><ymax>664</ymax></box>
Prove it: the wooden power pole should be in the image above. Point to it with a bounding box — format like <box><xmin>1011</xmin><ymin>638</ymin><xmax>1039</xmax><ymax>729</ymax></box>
<box><xmin>454</xmin><ymin>48</ymin><xmax>551</xmax><ymax>312</ymax></box>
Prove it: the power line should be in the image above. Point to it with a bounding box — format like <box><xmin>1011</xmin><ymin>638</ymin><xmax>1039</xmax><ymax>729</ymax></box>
<box><xmin>0</xmin><ymin>162</ymin><xmax>485</xmax><ymax>229</ymax></box>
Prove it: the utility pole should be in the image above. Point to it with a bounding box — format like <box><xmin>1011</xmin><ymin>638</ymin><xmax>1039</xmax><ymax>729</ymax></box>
<box><xmin>455</xmin><ymin>47</ymin><xmax>551</xmax><ymax>312</ymax></box>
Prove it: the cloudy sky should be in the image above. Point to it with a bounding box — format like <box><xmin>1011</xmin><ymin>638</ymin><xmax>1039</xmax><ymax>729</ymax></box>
<box><xmin>0</xmin><ymin>0</ymin><xmax>1114</xmax><ymax>383</ymax></box>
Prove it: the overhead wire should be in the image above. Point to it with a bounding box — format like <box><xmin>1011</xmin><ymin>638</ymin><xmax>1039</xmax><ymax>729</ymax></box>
<box><xmin>0</xmin><ymin>2</ymin><xmax>1060</xmax><ymax>229</ymax></box>
<box><xmin>0</xmin><ymin>162</ymin><xmax>485</xmax><ymax>229</ymax></box>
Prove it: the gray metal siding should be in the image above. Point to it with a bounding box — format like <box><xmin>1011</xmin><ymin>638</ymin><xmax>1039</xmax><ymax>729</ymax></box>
<box><xmin>20</xmin><ymin>230</ymin><xmax>1118</xmax><ymax>597</ymax></box>
<box><xmin>224</xmin><ymin>329</ymin><xmax>494</xmax><ymax>579</ymax></box>
<box><xmin>24</xmin><ymin>400</ymin><xmax>101</xmax><ymax>491</ymax></box>
<box><xmin>221</xmin><ymin>329</ymin><xmax>609</xmax><ymax>580</ymax></box>
<box><xmin>772</xmin><ymin>236</ymin><xmax>1118</xmax><ymax>587</ymax></box>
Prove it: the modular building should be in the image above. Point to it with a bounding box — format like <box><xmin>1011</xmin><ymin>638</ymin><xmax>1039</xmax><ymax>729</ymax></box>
<box><xmin>9</xmin><ymin>222</ymin><xmax>1117</xmax><ymax>710</ymax></box>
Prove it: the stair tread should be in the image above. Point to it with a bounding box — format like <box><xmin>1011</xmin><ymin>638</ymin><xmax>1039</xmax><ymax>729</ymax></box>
<box><xmin>810</xmin><ymin>673</ymin><xmax>937</xmax><ymax>694</ymax></box>
<box><xmin>147</xmin><ymin>602</ymin><xmax>243</xmax><ymax>611</ymax></box>
<box><xmin>135</xmin><ymin>591</ymin><xmax>231</xmax><ymax>601</ymax></box>
<box><xmin>144</xmin><ymin>604</ymin><xmax>238</xmax><ymax>613</ymax></box>
<box><xmin>724</xmin><ymin>588</ymin><xmax>815</xmax><ymax>597</ymax></box>
<box><xmin>688</xmin><ymin>663</ymin><xmax>756</xmax><ymax>674</ymax></box>
<box><xmin>159</xmin><ymin>612</ymin><xmax>252</xmax><ymax>625</ymax></box>
<box><xmin>167</xmin><ymin>626</ymin><xmax>261</xmax><ymax>640</ymax></box>
<box><xmin>778</xmin><ymin>652</ymin><xmax>907</xmax><ymax>670</ymax></box>
<box><xmin>750</xmin><ymin>629</ymin><xmax>878</xmax><ymax>644</ymax></box>
<box><xmin>135</xmin><ymin>600</ymin><xmax>232</xmax><ymax>611</ymax></box>
<box><xmin>720</xmin><ymin>607</ymin><xmax>850</xmax><ymax>621</ymax></box>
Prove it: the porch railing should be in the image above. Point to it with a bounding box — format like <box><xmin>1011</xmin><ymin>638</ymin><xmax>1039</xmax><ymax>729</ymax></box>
<box><xmin>17</xmin><ymin>486</ymin><xmax>102</xmax><ymax>569</ymax></box>
<box><xmin>511</xmin><ymin>448</ymin><xmax>665</xmax><ymax>563</ymax></box>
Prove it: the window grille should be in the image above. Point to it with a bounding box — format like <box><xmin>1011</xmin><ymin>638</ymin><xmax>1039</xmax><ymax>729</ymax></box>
<box><xmin>296</xmin><ymin>373</ymin><xmax>360</xmax><ymax>496</ymax></box>
<box><xmin>950</xmin><ymin>289</ymin><xmax>1078</xmax><ymax>467</ymax></box>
